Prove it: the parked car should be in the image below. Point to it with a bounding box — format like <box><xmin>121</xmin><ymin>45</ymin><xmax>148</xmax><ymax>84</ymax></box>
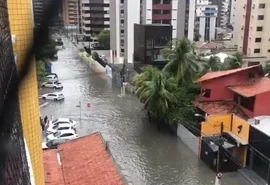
<box><xmin>47</xmin><ymin>130</ymin><xmax>78</xmax><ymax>144</ymax></box>
<box><xmin>46</xmin><ymin>123</ymin><xmax>75</xmax><ymax>135</ymax></box>
<box><xmin>46</xmin><ymin>74</ymin><xmax>58</xmax><ymax>82</ymax></box>
<box><xmin>41</xmin><ymin>92</ymin><xmax>64</xmax><ymax>101</ymax></box>
<box><xmin>41</xmin><ymin>81</ymin><xmax>63</xmax><ymax>89</ymax></box>
<box><xmin>49</xmin><ymin>118</ymin><xmax>77</xmax><ymax>127</ymax></box>
<box><xmin>42</xmin><ymin>141</ymin><xmax>58</xmax><ymax>150</ymax></box>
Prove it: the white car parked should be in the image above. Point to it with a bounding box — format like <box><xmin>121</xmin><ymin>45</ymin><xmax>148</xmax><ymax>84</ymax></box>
<box><xmin>46</xmin><ymin>123</ymin><xmax>76</xmax><ymax>135</ymax></box>
<box><xmin>47</xmin><ymin>130</ymin><xmax>78</xmax><ymax>144</ymax></box>
<box><xmin>46</xmin><ymin>74</ymin><xmax>58</xmax><ymax>82</ymax></box>
<box><xmin>49</xmin><ymin>118</ymin><xmax>77</xmax><ymax>127</ymax></box>
<box><xmin>41</xmin><ymin>92</ymin><xmax>64</xmax><ymax>101</ymax></box>
<box><xmin>42</xmin><ymin>81</ymin><xmax>63</xmax><ymax>89</ymax></box>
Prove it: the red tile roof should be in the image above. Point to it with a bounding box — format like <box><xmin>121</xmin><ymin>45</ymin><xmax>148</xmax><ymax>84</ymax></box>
<box><xmin>193</xmin><ymin>100</ymin><xmax>249</xmax><ymax>120</ymax></box>
<box><xmin>228</xmin><ymin>77</ymin><xmax>270</xmax><ymax>97</ymax></box>
<box><xmin>43</xmin><ymin>149</ymin><xmax>65</xmax><ymax>185</ymax></box>
<box><xmin>196</xmin><ymin>65</ymin><xmax>262</xmax><ymax>83</ymax></box>
<box><xmin>43</xmin><ymin>133</ymin><xmax>124</xmax><ymax>185</ymax></box>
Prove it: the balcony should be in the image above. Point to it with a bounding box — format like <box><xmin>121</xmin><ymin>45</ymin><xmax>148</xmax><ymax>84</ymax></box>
<box><xmin>152</xmin><ymin>4</ymin><xmax>172</xmax><ymax>10</ymax></box>
<box><xmin>152</xmin><ymin>14</ymin><xmax>171</xmax><ymax>20</ymax></box>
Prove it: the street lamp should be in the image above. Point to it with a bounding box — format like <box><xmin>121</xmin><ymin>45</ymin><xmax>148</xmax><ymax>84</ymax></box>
<box><xmin>194</xmin><ymin>113</ymin><xmax>222</xmax><ymax>185</ymax></box>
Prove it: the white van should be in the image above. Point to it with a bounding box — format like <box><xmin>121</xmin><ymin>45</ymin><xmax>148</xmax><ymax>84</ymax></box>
<box><xmin>46</xmin><ymin>74</ymin><xmax>58</xmax><ymax>82</ymax></box>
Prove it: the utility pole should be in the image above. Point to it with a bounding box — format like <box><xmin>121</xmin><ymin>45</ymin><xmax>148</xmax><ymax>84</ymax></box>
<box><xmin>120</xmin><ymin>60</ymin><xmax>126</xmax><ymax>97</ymax></box>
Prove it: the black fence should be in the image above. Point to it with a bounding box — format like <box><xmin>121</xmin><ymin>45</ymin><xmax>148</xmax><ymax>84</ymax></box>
<box><xmin>0</xmin><ymin>1</ymin><xmax>30</xmax><ymax>184</ymax></box>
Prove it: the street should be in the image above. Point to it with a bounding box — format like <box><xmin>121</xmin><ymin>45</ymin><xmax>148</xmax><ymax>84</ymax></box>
<box><xmin>40</xmin><ymin>38</ymin><xmax>251</xmax><ymax>185</ymax></box>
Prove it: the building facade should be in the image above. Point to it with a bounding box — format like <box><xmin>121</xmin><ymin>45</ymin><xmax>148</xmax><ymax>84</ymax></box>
<box><xmin>211</xmin><ymin>0</ymin><xmax>230</xmax><ymax>28</ymax></box>
<box><xmin>110</xmin><ymin>0</ymin><xmax>140</xmax><ymax>63</ymax></box>
<box><xmin>32</xmin><ymin>0</ymin><xmax>63</xmax><ymax>27</ymax></box>
<box><xmin>8</xmin><ymin>0</ymin><xmax>45</xmax><ymax>184</ymax></box>
<box><xmin>233</xmin><ymin>0</ymin><xmax>270</xmax><ymax>58</ymax></box>
<box><xmin>80</xmin><ymin>0</ymin><xmax>110</xmax><ymax>41</ymax></box>
<box><xmin>63</xmin><ymin>0</ymin><xmax>79</xmax><ymax>36</ymax></box>
<box><xmin>194</xmin><ymin>65</ymin><xmax>270</xmax><ymax>119</ymax></box>
<box><xmin>140</xmin><ymin>0</ymin><xmax>195</xmax><ymax>40</ymax></box>
<box><xmin>133</xmin><ymin>24</ymin><xmax>172</xmax><ymax>73</ymax></box>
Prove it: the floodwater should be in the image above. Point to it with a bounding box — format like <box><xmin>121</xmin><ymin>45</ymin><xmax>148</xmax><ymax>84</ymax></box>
<box><xmin>40</xmin><ymin>39</ymin><xmax>250</xmax><ymax>185</ymax></box>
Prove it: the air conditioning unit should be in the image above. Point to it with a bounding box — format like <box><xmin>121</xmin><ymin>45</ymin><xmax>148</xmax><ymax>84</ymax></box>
<box><xmin>254</xmin><ymin>119</ymin><xmax>260</xmax><ymax>125</ymax></box>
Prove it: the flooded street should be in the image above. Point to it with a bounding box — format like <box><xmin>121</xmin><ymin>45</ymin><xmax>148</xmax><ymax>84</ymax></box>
<box><xmin>40</xmin><ymin>39</ymin><xmax>250</xmax><ymax>185</ymax></box>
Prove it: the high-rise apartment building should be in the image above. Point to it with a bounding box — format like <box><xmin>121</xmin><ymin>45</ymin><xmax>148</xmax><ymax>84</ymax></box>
<box><xmin>196</xmin><ymin>3</ymin><xmax>218</xmax><ymax>41</ymax></box>
<box><xmin>80</xmin><ymin>0</ymin><xmax>110</xmax><ymax>41</ymax></box>
<box><xmin>63</xmin><ymin>0</ymin><xmax>79</xmax><ymax>32</ymax></box>
<box><xmin>32</xmin><ymin>0</ymin><xmax>63</xmax><ymax>27</ymax></box>
<box><xmin>140</xmin><ymin>0</ymin><xmax>195</xmax><ymax>40</ymax></box>
<box><xmin>8</xmin><ymin>0</ymin><xmax>45</xmax><ymax>184</ymax></box>
<box><xmin>110</xmin><ymin>0</ymin><xmax>140</xmax><ymax>63</ymax></box>
<box><xmin>211</xmin><ymin>0</ymin><xmax>230</xmax><ymax>27</ymax></box>
<box><xmin>232</xmin><ymin>1</ymin><xmax>270</xmax><ymax>58</ymax></box>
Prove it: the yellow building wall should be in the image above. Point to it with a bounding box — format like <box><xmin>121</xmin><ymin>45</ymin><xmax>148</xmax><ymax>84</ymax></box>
<box><xmin>8</xmin><ymin>0</ymin><xmax>45</xmax><ymax>185</ymax></box>
<box><xmin>231</xmin><ymin>115</ymin><xmax>250</xmax><ymax>143</ymax></box>
<box><xmin>201</xmin><ymin>114</ymin><xmax>232</xmax><ymax>135</ymax></box>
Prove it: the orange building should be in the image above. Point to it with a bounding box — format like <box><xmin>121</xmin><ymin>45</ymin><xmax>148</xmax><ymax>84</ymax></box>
<box><xmin>8</xmin><ymin>0</ymin><xmax>45</xmax><ymax>184</ymax></box>
<box><xmin>200</xmin><ymin>114</ymin><xmax>250</xmax><ymax>171</ymax></box>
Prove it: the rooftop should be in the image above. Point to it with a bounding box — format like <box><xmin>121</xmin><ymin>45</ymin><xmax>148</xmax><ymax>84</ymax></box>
<box><xmin>228</xmin><ymin>77</ymin><xmax>270</xmax><ymax>97</ymax></box>
<box><xmin>196</xmin><ymin>65</ymin><xmax>262</xmax><ymax>83</ymax></box>
<box><xmin>193</xmin><ymin>100</ymin><xmax>249</xmax><ymax>120</ymax></box>
<box><xmin>43</xmin><ymin>133</ymin><xmax>124</xmax><ymax>185</ymax></box>
<box><xmin>248</xmin><ymin>116</ymin><xmax>270</xmax><ymax>137</ymax></box>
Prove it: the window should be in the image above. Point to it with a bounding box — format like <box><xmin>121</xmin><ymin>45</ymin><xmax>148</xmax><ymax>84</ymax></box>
<box><xmin>153</xmin><ymin>10</ymin><xmax>161</xmax><ymax>14</ymax></box>
<box><xmin>254</xmin><ymin>48</ymin><xmax>260</xmax><ymax>53</ymax></box>
<box><xmin>202</xmin><ymin>89</ymin><xmax>211</xmax><ymax>98</ymax></box>
<box><xmin>268</xmin><ymin>50</ymin><xmax>270</xmax><ymax>52</ymax></box>
<box><xmin>259</xmin><ymin>4</ymin><xmax>265</xmax><ymax>9</ymax></box>
<box><xmin>256</xmin><ymin>27</ymin><xmax>263</xmax><ymax>31</ymax></box>
<box><xmin>121</xmin><ymin>30</ymin><xmax>124</xmax><ymax>33</ymax></box>
<box><xmin>121</xmin><ymin>20</ymin><xmax>124</xmax><ymax>23</ymax></box>
<box><xmin>163</xmin><ymin>10</ymin><xmax>170</xmax><ymax>14</ymax></box>
<box><xmin>60</xmin><ymin>133</ymin><xmax>73</xmax><ymax>137</ymax></box>
<box><xmin>255</xmin><ymin>38</ymin><xmax>262</xmax><ymax>42</ymax></box>
<box><xmin>121</xmin><ymin>10</ymin><xmax>124</xmax><ymax>14</ymax></box>
<box><xmin>248</xmin><ymin>62</ymin><xmax>260</xmax><ymax>66</ymax></box>
<box><xmin>248</xmin><ymin>73</ymin><xmax>255</xmax><ymax>79</ymax></box>
<box><xmin>59</xmin><ymin>127</ymin><xmax>69</xmax><ymax>130</ymax></box>
<box><xmin>121</xmin><ymin>0</ymin><xmax>124</xmax><ymax>3</ymax></box>
<box><xmin>234</xmin><ymin>94</ymin><xmax>255</xmax><ymax>111</ymax></box>
<box><xmin>258</xmin><ymin>15</ymin><xmax>264</xmax><ymax>20</ymax></box>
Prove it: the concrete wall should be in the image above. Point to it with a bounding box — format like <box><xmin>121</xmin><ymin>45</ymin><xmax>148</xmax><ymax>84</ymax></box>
<box><xmin>177</xmin><ymin>124</ymin><xmax>200</xmax><ymax>156</ymax></box>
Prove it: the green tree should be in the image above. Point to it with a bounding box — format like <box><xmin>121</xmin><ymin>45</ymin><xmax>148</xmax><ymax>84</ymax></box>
<box><xmin>223</xmin><ymin>52</ymin><xmax>243</xmax><ymax>70</ymax></box>
<box><xmin>36</xmin><ymin>60</ymin><xmax>47</xmax><ymax>84</ymax></box>
<box><xmin>135</xmin><ymin>69</ymin><xmax>177</xmax><ymax>119</ymax></box>
<box><xmin>36</xmin><ymin>39</ymin><xmax>58</xmax><ymax>60</ymax></box>
<box><xmin>97</xmin><ymin>30</ymin><xmax>110</xmax><ymax>49</ymax></box>
<box><xmin>203</xmin><ymin>56</ymin><xmax>223</xmax><ymax>72</ymax></box>
<box><xmin>194</xmin><ymin>32</ymin><xmax>201</xmax><ymax>42</ymax></box>
<box><xmin>162</xmin><ymin>39</ymin><xmax>199</xmax><ymax>85</ymax></box>
<box><xmin>133</xmin><ymin>66</ymin><xmax>159</xmax><ymax>89</ymax></box>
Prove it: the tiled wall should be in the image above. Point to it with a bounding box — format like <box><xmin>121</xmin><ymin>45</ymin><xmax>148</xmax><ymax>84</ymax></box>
<box><xmin>7</xmin><ymin>0</ymin><xmax>45</xmax><ymax>184</ymax></box>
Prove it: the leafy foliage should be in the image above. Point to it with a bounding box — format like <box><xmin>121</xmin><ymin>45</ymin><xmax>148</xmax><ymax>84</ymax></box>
<box><xmin>223</xmin><ymin>52</ymin><xmax>243</xmax><ymax>70</ymax></box>
<box><xmin>203</xmin><ymin>56</ymin><xmax>223</xmax><ymax>73</ymax></box>
<box><xmin>97</xmin><ymin>30</ymin><xmax>110</xmax><ymax>50</ymax></box>
<box><xmin>36</xmin><ymin>60</ymin><xmax>47</xmax><ymax>83</ymax></box>
<box><xmin>162</xmin><ymin>39</ymin><xmax>199</xmax><ymax>85</ymax></box>
<box><xmin>35</xmin><ymin>39</ymin><xmax>58</xmax><ymax>60</ymax></box>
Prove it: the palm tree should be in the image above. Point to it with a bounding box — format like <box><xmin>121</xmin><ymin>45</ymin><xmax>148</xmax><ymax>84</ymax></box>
<box><xmin>203</xmin><ymin>56</ymin><xmax>223</xmax><ymax>72</ymax></box>
<box><xmin>132</xmin><ymin>65</ymin><xmax>159</xmax><ymax>89</ymax></box>
<box><xmin>162</xmin><ymin>39</ymin><xmax>199</xmax><ymax>85</ymax></box>
<box><xmin>135</xmin><ymin>71</ymin><xmax>177</xmax><ymax>119</ymax></box>
<box><xmin>224</xmin><ymin>52</ymin><xmax>243</xmax><ymax>69</ymax></box>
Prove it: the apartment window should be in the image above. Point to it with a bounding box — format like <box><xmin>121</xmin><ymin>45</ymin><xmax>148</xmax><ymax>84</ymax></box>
<box><xmin>121</xmin><ymin>30</ymin><xmax>124</xmax><ymax>33</ymax></box>
<box><xmin>153</xmin><ymin>10</ymin><xmax>161</xmax><ymax>14</ymax></box>
<box><xmin>121</xmin><ymin>0</ymin><xmax>124</xmax><ymax>3</ymax></box>
<box><xmin>258</xmin><ymin>15</ymin><xmax>264</xmax><ymax>20</ymax></box>
<box><xmin>162</xmin><ymin>20</ymin><xmax>171</xmax><ymax>24</ymax></box>
<box><xmin>202</xmin><ymin>89</ymin><xmax>211</xmax><ymax>98</ymax></box>
<box><xmin>255</xmin><ymin>38</ymin><xmax>262</xmax><ymax>42</ymax></box>
<box><xmin>163</xmin><ymin>10</ymin><xmax>171</xmax><ymax>14</ymax></box>
<box><xmin>259</xmin><ymin>4</ymin><xmax>265</xmax><ymax>9</ymax></box>
<box><xmin>254</xmin><ymin>49</ymin><xmax>261</xmax><ymax>53</ymax></box>
<box><xmin>121</xmin><ymin>20</ymin><xmax>124</xmax><ymax>23</ymax></box>
<box><xmin>256</xmin><ymin>26</ymin><xmax>263</xmax><ymax>31</ymax></box>
<box><xmin>248</xmin><ymin>73</ymin><xmax>255</xmax><ymax>79</ymax></box>
<box><xmin>268</xmin><ymin>50</ymin><xmax>270</xmax><ymax>52</ymax></box>
<box><xmin>121</xmin><ymin>10</ymin><xmax>124</xmax><ymax>14</ymax></box>
<box><xmin>121</xmin><ymin>49</ymin><xmax>124</xmax><ymax>52</ymax></box>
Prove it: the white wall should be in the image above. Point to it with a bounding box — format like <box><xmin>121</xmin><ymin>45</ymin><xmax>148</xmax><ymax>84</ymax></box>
<box><xmin>177</xmin><ymin>124</ymin><xmax>200</xmax><ymax>156</ymax></box>
<box><xmin>124</xmin><ymin>0</ymin><xmax>140</xmax><ymax>63</ymax></box>
<box><xmin>210</xmin><ymin>17</ymin><xmax>216</xmax><ymax>40</ymax></box>
<box><xmin>188</xmin><ymin>0</ymin><xmax>196</xmax><ymax>40</ymax></box>
<box><xmin>110</xmin><ymin>0</ymin><xmax>121</xmax><ymax>59</ymax></box>
<box><xmin>142</xmin><ymin>0</ymin><xmax>152</xmax><ymax>24</ymax></box>
<box><xmin>171</xmin><ymin>0</ymin><xmax>178</xmax><ymax>38</ymax></box>
<box><xmin>199</xmin><ymin>17</ymin><xmax>206</xmax><ymax>41</ymax></box>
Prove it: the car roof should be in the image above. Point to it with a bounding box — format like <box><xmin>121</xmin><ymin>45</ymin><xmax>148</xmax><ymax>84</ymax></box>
<box><xmin>44</xmin><ymin>92</ymin><xmax>62</xmax><ymax>95</ymax></box>
<box><xmin>47</xmin><ymin>74</ymin><xmax>56</xmax><ymax>77</ymax></box>
<box><xmin>57</xmin><ymin>129</ymin><xmax>75</xmax><ymax>134</ymax></box>
<box><xmin>56</xmin><ymin>118</ymin><xmax>71</xmax><ymax>122</ymax></box>
<box><xmin>55</xmin><ymin>123</ymin><xmax>72</xmax><ymax>127</ymax></box>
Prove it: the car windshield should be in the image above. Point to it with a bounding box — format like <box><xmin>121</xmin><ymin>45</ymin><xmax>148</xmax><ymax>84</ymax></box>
<box><xmin>52</xmin><ymin>125</ymin><xmax>58</xmax><ymax>129</ymax></box>
<box><xmin>52</xmin><ymin>119</ymin><xmax>58</xmax><ymax>124</ymax></box>
<box><xmin>59</xmin><ymin>94</ymin><xmax>63</xmax><ymax>96</ymax></box>
<box><xmin>57</xmin><ymin>82</ymin><xmax>61</xmax><ymax>85</ymax></box>
<box><xmin>53</xmin><ymin>132</ymin><xmax>61</xmax><ymax>137</ymax></box>
<box><xmin>69</xmin><ymin>119</ymin><xmax>73</xmax><ymax>123</ymax></box>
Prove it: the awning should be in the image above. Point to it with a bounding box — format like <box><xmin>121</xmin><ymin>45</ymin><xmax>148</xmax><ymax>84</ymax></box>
<box><xmin>227</xmin><ymin>131</ymin><xmax>248</xmax><ymax>145</ymax></box>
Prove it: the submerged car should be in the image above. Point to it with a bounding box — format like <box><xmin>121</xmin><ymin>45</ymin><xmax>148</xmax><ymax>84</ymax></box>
<box><xmin>46</xmin><ymin>123</ymin><xmax>75</xmax><ymax>135</ymax></box>
<box><xmin>41</xmin><ymin>81</ymin><xmax>63</xmax><ymax>89</ymax></box>
<box><xmin>41</xmin><ymin>92</ymin><xmax>64</xmax><ymax>101</ymax></box>
<box><xmin>47</xmin><ymin>130</ymin><xmax>77</xmax><ymax>144</ymax></box>
<box><xmin>49</xmin><ymin>118</ymin><xmax>77</xmax><ymax>127</ymax></box>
